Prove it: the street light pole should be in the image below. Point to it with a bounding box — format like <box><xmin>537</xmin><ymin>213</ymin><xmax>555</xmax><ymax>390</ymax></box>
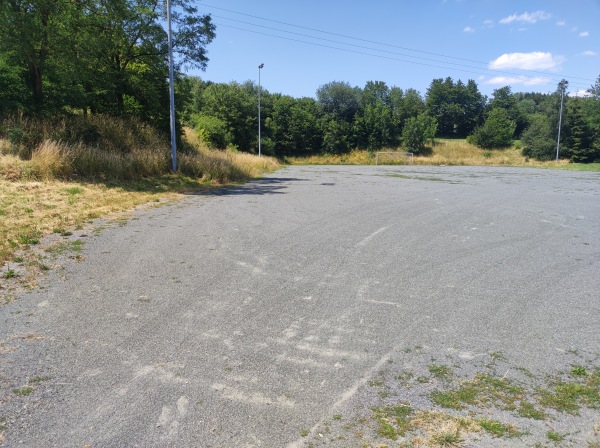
<box><xmin>167</xmin><ymin>0</ymin><xmax>177</xmax><ymax>171</ymax></box>
<box><xmin>258</xmin><ymin>63</ymin><xmax>264</xmax><ymax>157</ymax></box>
<box><xmin>556</xmin><ymin>79</ymin><xmax>568</xmax><ymax>162</ymax></box>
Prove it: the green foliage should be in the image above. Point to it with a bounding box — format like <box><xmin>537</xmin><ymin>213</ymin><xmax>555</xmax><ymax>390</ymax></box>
<box><xmin>426</xmin><ymin>77</ymin><xmax>485</xmax><ymax>137</ymax></box>
<box><xmin>321</xmin><ymin>116</ymin><xmax>351</xmax><ymax>154</ymax></box>
<box><xmin>268</xmin><ymin>95</ymin><xmax>321</xmax><ymax>156</ymax></box>
<box><xmin>491</xmin><ymin>86</ymin><xmax>528</xmax><ymax>136</ymax></box>
<box><xmin>316</xmin><ymin>81</ymin><xmax>360</xmax><ymax>121</ymax></box>
<box><xmin>174</xmin><ymin>73</ymin><xmax>599</xmax><ymax>162</ymax></box>
<box><xmin>563</xmin><ymin>98</ymin><xmax>598</xmax><ymax>163</ymax></box>
<box><xmin>353</xmin><ymin>100</ymin><xmax>395</xmax><ymax>150</ymax></box>
<box><xmin>190</xmin><ymin>113</ymin><xmax>229</xmax><ymax>149</ymax></box>
<box><xmin>402</xmin><ymin>114</ymin><xmax>437</xmax><ymax>153</ymax></box>
<box><xmin>521</xmin><ymin>114</ymin><xmax>557</xmax><ymax>160</ymax></box>
<box><xmin>469</xmin><ymin>108</ymin><xmax>516</xmax><ymax>149</ymax></box>
<box><xmin>0</xmin><ymin>0</ymin><xmax>214</xmax><ymax>125</ymax></box>
<box><xmin>199</xmin><ymin>82</ymin><xmax>257</xmax><ymax>152</ymax></box>
<box><xmin>0</xmin><ymin>54</ymin><xmax>26</xmax><ymax>112</ymax></box>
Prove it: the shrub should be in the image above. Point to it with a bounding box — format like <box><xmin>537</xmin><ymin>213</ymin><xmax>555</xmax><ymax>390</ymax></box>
<box><xmin>190</xmin><ymin>113</ymin><xmax>229</xmax><ymax>149</ymax></box>
<box><xmin>402</xmin><ymin>114</ymin><xmax>437</xmax><ymax>153</ymax></box>
<box><xmin>469</xmin><ymin>108</ymin><xmax>515</xmax><ymax>149</ymax></box>
<box><xmin>521</xmin><ymin>115</ymin><xmax>556</xmax><ymax>160</ymax></box>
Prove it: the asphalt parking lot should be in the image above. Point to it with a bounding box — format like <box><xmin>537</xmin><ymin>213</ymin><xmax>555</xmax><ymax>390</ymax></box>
<box><xmin>1</xmin><ymin>165</ymin><xmax>599</xmax><ymax>447</ymax></box>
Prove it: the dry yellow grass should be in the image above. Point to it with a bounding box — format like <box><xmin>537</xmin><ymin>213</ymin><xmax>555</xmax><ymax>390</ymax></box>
<box><xmin>0</xmin><ymin>128</ymin><xmax>279</xmax><ymax>269</ymax></box>
<box><xmin>0</xmin><ymin>177</ymin><xmax>182</xmax><ymax>266</ymax></box>
<box><xmin>286</xmin><ymin>139</ymin><xmax>572</xmax><ymax>169</ymax></box>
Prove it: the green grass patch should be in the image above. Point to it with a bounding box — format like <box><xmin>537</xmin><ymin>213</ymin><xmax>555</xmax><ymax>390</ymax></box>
<box><xmin>546</xmin><ymin>162</ymin><xmax>600</xmax><ymax>172</ymax></box>
<box><xmin>478</xmin><ymin>418</ymin><xmax>522</xmax><ymax>438</ymax></box>
<box><xmin>517</xmin><ymin>401</ymin><xmax>546</xmax><ymax>420</ymax></box>
<box><xmin>546</xmin><ymin>430</ymin><xmax>564</xmax><ymax>442</ymax></box>
<box><xmin>45</xmin><ymin>239</ymin><xmax>84</xmax><ymax>257</ymax></box>
<box><xmin>538</xmin><ymin>371</ymin><xmax>600</xmax><ymax>413</ymax></box>
<box><xmin>52</xmin><ymin>228</ymin><xmax>73</xmax><ymax>236</ymax></box>
<box><xmin>571</xmin><ymin>365</ymin><xmax>588</xmax><ymax>377</ymax></box>
<box><xmin>431</xmin><ymin>373</ymin><xmax>526</xmax><ymax>411</ymax></box>
<box><xmin>64</xmin><ymin>187</ymin><xmax>84</xmax><ymax>195</ymax></box>
<box><xmin>12</xmin><ymin>386</ymin><xmax>34</xmax><ymax>396</ymax></box>
<box><xmin>428</xmin><ymin>363</ymin><xmax>453</xmax><ymax>380</ymax></box>
<box><xmin>371</xmin><ymin>404</ymin><xmax>413</xmax><ymax>440</ymax></box>
<box><xmin>17</xmin><ymin>231</ymin><xmax>41</xmax><ymax>245</ymax></box>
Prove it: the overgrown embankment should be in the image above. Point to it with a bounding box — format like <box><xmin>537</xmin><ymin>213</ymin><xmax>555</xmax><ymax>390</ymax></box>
<box><xmin>0</xmin><ymin>115</ymin><xmax>279</xmax><ymax>268</ymax></box>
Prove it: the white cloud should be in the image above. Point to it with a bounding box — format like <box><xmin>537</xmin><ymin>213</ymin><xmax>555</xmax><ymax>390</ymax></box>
<box><xmin>569</xmin><ymin>90</ymin><xmax>593</xmax><ymax>98</ymax></box>
<box><xmin>571</xmin><ymin>26</ymin><xmax>578</xmax><ymax>32</ymax></box>
<box><xmin>579</xmin><ymin>31</ymin><xmax>589</xmax><ymax>37</ymax></box>
<box><xmin>518</xmin><ymin>27</ymin><xmax>528</xmax><ymax>32</ymax></box>
<box><xmin>463</xmin><ymin>26</ymin><xmax>475</xmax><ymax>33</ymax></box>
<box><xmin>500</xmin><ymin>10</ymin><xmax>551</xmax><ymax>25</ymax></box>
<box><xmin>483</xmin><ymin>19</ymin><xmax>494</xmax><ymax>27</ymax></box>
<box><xmin>489</xmin><ymin>52</ymin><xmax>565</xmax><ymax>71</ymax></box>
<box><xmin>582</xmin><ymin>50</ymin><xmax>598</xmax><ymax>56</ymax></box>
<box><xmin>556</xmin><ymin>20</ymin><xmax>566</xmax><ymax>26</ymax></box>
<box><xmin>485</xmin><ymin>76</ymin><xmax>550</xmax><ymax>86</ymax></box>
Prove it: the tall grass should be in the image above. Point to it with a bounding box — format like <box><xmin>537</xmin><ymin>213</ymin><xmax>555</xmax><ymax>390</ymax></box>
<box><xmin>0</xmin><ymin>115</ymin><xmax>278</xmax><ymax>182</ymax></box>
<box><xmin>0</xmin><ymin>116</ymin><xmax>279</xmax><ymax>268</ymax></box>
<box><xmin>286</xmin><ymin>139</ymin><xmax>572</xmax><ymax>168</ymax></box>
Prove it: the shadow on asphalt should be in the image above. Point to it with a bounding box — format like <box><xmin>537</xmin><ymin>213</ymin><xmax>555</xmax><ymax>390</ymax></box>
<box><xmin>190</xmin><ymin>177</ymin><xmax>309</xmax><ymax>196</ymax></box>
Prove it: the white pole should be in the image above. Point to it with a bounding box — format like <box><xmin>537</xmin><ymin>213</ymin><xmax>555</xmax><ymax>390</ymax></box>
<box><xmin>556</xmin><ymin>80</ymin><xmax>566</xmax><ymax>162</ymax></box>
<box><xmin>258</xmin><ymin>63</ymin><xmax>264</xmax><ymax>157</ymax></box>
<box><xmin>167</xmin><ymin>0</ymin><xmax>177</xmax><ymax>171</ymax></box>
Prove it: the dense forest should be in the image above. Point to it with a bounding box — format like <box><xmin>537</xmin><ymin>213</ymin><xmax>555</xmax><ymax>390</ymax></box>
<box><xmin>1</xmin><ymin>1</ymin><xmax>599</xmax><ymax>163</ymax></box>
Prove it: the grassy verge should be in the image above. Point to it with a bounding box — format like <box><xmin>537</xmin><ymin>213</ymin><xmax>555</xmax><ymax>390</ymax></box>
<box><xmin>0</xmin><ymin>118</ymin><xmax>279</xmax><ymax>270</ymax></box>
<box><xmin>285</xmin><ymin>139</ymin><xmax>599</xmax><ymax>170</ymax></box>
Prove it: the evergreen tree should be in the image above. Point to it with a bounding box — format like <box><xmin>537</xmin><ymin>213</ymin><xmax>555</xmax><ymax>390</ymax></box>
<box><xmin>563</xmin><ymin>99</ymin><xmax>597</xmax><ymax>162</ymax></box>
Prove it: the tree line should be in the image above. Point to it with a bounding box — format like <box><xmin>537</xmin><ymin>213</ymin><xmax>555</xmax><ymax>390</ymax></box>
<box><xmin>1</xmin><ymin>1</ymin><xmax>599</xmax><ymax>162</ymax></box>
<box><xmin>178</xmin><ymin>76</ymin><xmax>600</xmax><ymax>162</ymax></box>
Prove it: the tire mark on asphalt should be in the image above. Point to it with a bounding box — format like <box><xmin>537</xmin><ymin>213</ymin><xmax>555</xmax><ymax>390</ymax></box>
<box><xmin>356</xmin><ymin>226</ymin><xmax>389</xmax><ymax>247</ymax></box>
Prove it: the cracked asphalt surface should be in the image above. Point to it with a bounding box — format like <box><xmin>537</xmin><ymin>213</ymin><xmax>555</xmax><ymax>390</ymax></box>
<box><xmin>1</xmin><ymin>165</ymin><xmax>599</xmax><ymax>447</ymax></box>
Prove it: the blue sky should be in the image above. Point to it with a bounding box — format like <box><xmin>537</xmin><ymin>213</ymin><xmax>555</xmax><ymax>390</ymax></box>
<box><xmin>189</xmin><ymin>0</ymin><xmax>599</xmax><ymax>100</ymax></box>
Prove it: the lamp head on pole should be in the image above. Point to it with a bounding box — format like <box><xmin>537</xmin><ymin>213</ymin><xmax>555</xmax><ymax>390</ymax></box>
<box><xmin>258</xmin><ymin>63</ymin><xmax>264</xmax><ymax>69</ymax></box>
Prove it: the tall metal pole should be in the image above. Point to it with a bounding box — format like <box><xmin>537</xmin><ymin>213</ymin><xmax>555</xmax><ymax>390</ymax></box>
<box><xmin>258</xmin><ymin>63</ymin><xmax>264</xmax><ymax>157</ymax></box>
<box><xmin>167</xmin><ymin>0</ymin><xmax>177</xmax><ymax>171</ymax></box>
<box><xmin>555</xmin><ymin>80</ymin><xmax>567</xmax><ymax>162</ymax></box>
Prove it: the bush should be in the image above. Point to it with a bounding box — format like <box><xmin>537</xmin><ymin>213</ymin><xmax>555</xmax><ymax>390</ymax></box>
<box><xmin>402</xmin><ymin>114</ymin><xmax>437</xmax><ymax>153</ymax></box>
<box><xmin>190</xmin><ymin>113</ymin><xmax>229</xmax><ymax>149</ymax></box>
<box><xmin>521</xmin><ymin>115</ymin><xmax>556</xmax><ymax>160</ymax></box>
<box><xmin>469</xmin><ymin>108</ymin><xmax>515</xmax><ymax>149</ymax></box>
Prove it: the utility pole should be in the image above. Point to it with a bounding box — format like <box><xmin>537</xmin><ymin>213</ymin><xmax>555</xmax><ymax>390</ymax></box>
<box><xmin>258</xmin><ymin>63</ymin><xmax>264</xmax><ymax>157</ymax></box>
<box><xmin>556</xmin><ymin>79</ymin><xmax>568</xmax><ymax>161</ymax></box>
<box><xmin>167</xmin><ymin>0</ymin><xmax>177</xmax><ymax>171</ymax></box>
